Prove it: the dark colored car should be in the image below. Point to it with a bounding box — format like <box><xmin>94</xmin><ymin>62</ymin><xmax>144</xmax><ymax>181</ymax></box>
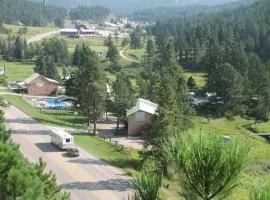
<box><xmin>66</xmin><ymin>146</ymin><xmax>80</xmax><ymax>157</ymax></box>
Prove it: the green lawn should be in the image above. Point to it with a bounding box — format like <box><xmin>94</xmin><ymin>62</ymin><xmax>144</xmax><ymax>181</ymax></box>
<box><xmin>250</xmin><ymin>122</ymin><xmax>270</xmax><ymax>133</ymax></box>
<box><xmin>3</xmin><ymin>95</ymin><xmax>87</xmax><ymax>129</ymax></box>
<box><xmin>0</xmin><ymin>60</ymin><xmax>34</xmax><ymax>81</ymax></box>
<box><xmin>4</xmin><ymin>24</ymin><xmax>58</xmax><ymax>39</ymax></box>
<box><xmin>123</xmin><ymin>49</ymin><xmax>146</xmax><ymax>62</ymax></box>
<box><xmin>74</xmin><ymin>135</ymin><xmax>140</xmax><ymax>174</ymax></box>
<box><xmin>185</xmin><ymin>71</ymin><xmax>207</xmax><ymax>89</ymax></box>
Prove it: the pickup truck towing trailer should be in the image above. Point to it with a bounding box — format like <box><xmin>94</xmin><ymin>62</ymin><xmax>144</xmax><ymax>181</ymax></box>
<box><xmin>51</xmin><ymin>129</ymin><xmax>74</xmax><ymax>150</ymax></box>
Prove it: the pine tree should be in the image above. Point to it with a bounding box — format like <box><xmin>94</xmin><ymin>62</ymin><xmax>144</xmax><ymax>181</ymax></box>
<box><xmin>72</xmin><ymin>44</ymin><xmax>81</xmax><ymax>66</ymax></box>
<box><xmin>112</xmin><ymin>73</ymin><xmax>135</xmax><ymax>134</ymax></box>
<box><xmin>34</xmin><ymin>56</ymin><xmax>46</xmax><ymax>76</ymax></box>
<box><xmin>208</xmin><ymin>63</ymin><xmax>244</xmax><ymax>115</ymax></box>
<box><xmin>76</xmin><ymin>46</ymin><xmax>106</xmax><ymax>134</ymax></box>
<box><xmin>13</xmin><ymin>36</ymin><xmax>23</xmax><ymax>60</ymax></box>
<box><xmin>187</xmin><ymin>76</ymin><xmax>196</xmax><ymax>89</ymax></box>
<box><xmin>142</xmin><ymin>39</ymin><xmax>193</xmax><ymax>176</ymax></box>
<box><xmin>106</xmin><ymin>44</ymin><xmax>119</xmax><ymax>63</ymax></box>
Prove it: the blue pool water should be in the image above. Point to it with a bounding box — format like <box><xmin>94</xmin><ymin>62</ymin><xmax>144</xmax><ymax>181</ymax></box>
<box><xmin>44</xmin><ymin>99</ymin><xmax>66</xmax><ymax>108</ymax></box>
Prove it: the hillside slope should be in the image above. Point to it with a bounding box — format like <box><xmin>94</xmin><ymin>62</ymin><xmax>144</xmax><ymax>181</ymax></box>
<box><xmin>0</xmin><ymin>0</ymin><xmax>65</xmax><ymax>27</ymax></box>
<box><xmin>29</xmin><ymin>0</ymin><xmax>243</xmax><ymax>13</ymax></box>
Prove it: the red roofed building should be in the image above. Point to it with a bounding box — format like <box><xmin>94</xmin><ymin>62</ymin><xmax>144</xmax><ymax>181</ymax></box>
<box><xmin>22</xmin><ymin>73</ymin><xmax>59</xmax><ymax>96</ymax></box>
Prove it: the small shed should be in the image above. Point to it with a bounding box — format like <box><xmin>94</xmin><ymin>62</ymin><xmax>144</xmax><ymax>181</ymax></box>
<box><xmin>126</xmin><ymin>98</ymin><xmax>158</xmax><ymax>136</ymax></box>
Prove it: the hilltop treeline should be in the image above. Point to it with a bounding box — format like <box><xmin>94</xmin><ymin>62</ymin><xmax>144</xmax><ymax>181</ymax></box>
<box><xmin>0</xmin><ymin>0</ymin><xmax>66</xmax><ymax>27</ymax></box>
<box><xmin>131</xmin><ymin>1</ymin><xmax>251</xmax><ymax>22</ymax></box>
<box><xmin>0</xmin><ymin>99</ymin><xmax>70</xmax><ymax>199</ymax></box>
<box><xmin>70</xmin><ymin>6</ymin><xmax>110</xmax><ymax>22</ymax></box>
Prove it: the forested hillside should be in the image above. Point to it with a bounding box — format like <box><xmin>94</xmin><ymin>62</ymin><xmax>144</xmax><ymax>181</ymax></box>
<box><xmin>70</xmin><ymin>6</ymin><xmax>110</xmax><ymax>22</ymax></box>
<box><xmin>29</xmin><ymin>0</ymin><xmax>242</xmax><ymax>13</ymax></box>
<box><xmin>150</xmin><ymin>0</ymin><xmax>270</xmax><ymax>119</ymax></box>
<box><xmin>131</xmin><ymin>1</ymin><xmax>252</xmax><ymax>21</ymax></box>
<box><xmin>152</xmin><ymin>0</ymin><xmax>270</xmax><ymax>67</ymax></box>
<box><xmin>0</xmin><ymin>0</ymin><xmax>66</xmax><ymax>27</ymax></box>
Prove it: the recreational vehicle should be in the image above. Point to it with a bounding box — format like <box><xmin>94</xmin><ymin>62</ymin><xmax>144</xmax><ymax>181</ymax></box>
<box><xmin>51</xmin><ymin>130</ymin><xmax>74</xmax><ymax>150</ymax></box>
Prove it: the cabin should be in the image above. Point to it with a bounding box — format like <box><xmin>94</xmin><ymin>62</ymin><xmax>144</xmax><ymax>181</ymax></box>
<box><xmin>126</xmin><ymin>98</ymin><xmax>158</xmax><ymax>136</ymax></box>
<box><xmin>21</xmin><ymin>73</ymin><xmax>59</xmax><ymax>96</ymax></box>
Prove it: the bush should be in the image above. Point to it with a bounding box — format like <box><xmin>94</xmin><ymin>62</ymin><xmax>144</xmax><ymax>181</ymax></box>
<box><xmin>250</xmin><ymin>184</ymin><xmax>270</xmax><ymax>200</ymax></box>
<box><xmin>164</xmin><ymin>133</ymin><xmax>250</xmax><ymax>200</ymax></box>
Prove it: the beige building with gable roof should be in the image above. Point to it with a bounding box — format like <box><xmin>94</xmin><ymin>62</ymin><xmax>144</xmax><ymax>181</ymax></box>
<box><xmin>126</xmin><ymin>98</ymin><xmax>158</xmax><ymax>136</ymax></box>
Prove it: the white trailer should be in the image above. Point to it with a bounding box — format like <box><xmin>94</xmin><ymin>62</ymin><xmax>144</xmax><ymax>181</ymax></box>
<box><xmin>51</xmin><ymin>129</ymin><xmax>74</xmax><ymax>150</ymax></box>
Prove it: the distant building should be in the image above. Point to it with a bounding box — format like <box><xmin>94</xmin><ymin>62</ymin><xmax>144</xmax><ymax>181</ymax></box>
<box><xmin>126</xmin><ymin>98</ymin><xmax>158</xmax><ymax>136</ymax></box>
<box><xmin>60</xmin><ymin>29</ymin><xmax>79</xmax><ymax>37</ymax></box>
<box><xmin>21</xmin><ymin>73</ymin><xmax>59</xmax><ymax>96</ymax></box>
<box><xmin>79</xmin><ymin>29</ymin><xmax>99</xmax><ymax>37</ymax></box>
<box><xmin>104</xmin><ymin>22</ymin><xmax>117</xmax><ymax>28</ymax></box>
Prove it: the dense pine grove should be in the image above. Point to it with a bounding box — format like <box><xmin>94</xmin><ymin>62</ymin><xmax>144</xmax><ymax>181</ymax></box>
<box><xmin>131</xmin><ymin>1</ymin><xmax>252</xmax><ymax>22</ymax></box>
<box><xmin>0</xmin><ymin>0</ymin><xmax>66</xmax><ymax>27</ymax></box>
<box><xmin>70</xmin><ymin>6</ymin><xmax>110</xmax><ymax>22</ymax></box>
<box><xmin>152</xmin><ymin>0</ymin><xmax>270</xmax><ymax>68</ymax></box>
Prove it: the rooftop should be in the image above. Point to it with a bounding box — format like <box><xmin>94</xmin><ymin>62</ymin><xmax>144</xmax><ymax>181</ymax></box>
<box><xmin>127</xmin><ymin>98</ymin><xmax>158</xmax><ymax>117</ymax></box>
<box><xmin>24</xmin><ymin>73</ymin><xmax>59</xmax><ymax>84</ymax></box>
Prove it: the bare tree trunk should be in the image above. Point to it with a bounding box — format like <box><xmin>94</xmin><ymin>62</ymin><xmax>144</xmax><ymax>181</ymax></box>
<box><xmin>93</xmin><ymin>120</ymin><xmax>97</xmax><ymax>135</ymax></box>
<box><xmin>116</xmin><ymin>116</ymin><xmax>120</xmax><ymax>135</ymax></box>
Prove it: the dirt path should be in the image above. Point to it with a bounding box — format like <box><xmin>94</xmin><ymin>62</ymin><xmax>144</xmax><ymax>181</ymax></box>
<box><xmin>27</xmin><ymin>30</ymin><xmax>60</xmax><ymax>44</ymax></box>
<box><xmin>4</xmin><ymin>105</ymin><xmax>131</xmax><ymax>200</ymax></box>
<box><xmin>119</xmin><ymin>49</ymin><xmax>139</xmax><ymax>64</ymax></box>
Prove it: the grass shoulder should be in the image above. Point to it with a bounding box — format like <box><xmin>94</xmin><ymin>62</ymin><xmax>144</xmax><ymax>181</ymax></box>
<box><xmin>3</xmin><ymin>95</ymin><xmax>87</xmax><ymax>130</ymax></box>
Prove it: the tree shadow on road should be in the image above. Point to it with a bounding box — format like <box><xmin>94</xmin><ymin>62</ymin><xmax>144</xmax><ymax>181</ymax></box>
<box><xmin>5</xmin><ymin>118</ymin><xmax>38</xmax><ymax>124</ymax></box>
<box><xmin>11</xmin><ymin>129</ymin><xmax>51</xmax><ymax>135</ymax></box>
<box><xmin>67</xmin><ymin>158</ymin><xmax>110</xmax><ymax>166</ymax></box>
<box><xmin>61</xmin><ymin>179</ymin><xmax>131</xmax><ymax>192</ymax></box>
<box><xmin>35</xmin><ymin>142</ymin><xmax>63</xmax><ymax>153</ymax></box>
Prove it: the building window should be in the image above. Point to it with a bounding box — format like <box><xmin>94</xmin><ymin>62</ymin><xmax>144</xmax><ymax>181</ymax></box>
<box><xmin>66</xmin><ymin>138</ymin><xmax>71</xmax><ymax>143</ymax></box>
<box><xmin>136</xmin><ymin>112</ymin><xmax>145</xmax><ymax>121</ymax></box>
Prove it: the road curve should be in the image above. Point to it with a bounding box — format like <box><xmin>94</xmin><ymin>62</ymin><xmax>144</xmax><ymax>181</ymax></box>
<box><xmin>4</xmin><ymin>105</ymin><xmax>131</xmax><ymax>200</ymax></box>
<box><xmin>119</xmin><ymin>49</ymin><xmax>139</xmax><ymax>64</ymax></box>
<box><xmin>27</xmin><ymin>30</ymin><xmax>60</xmax><ymax>44</ymax></box>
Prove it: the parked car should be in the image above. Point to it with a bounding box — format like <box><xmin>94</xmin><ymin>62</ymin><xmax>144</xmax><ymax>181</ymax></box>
<box><xmin>66</xmin><ymin>146</ymin><xmax>80</xmax><ymax>157</ymax></box>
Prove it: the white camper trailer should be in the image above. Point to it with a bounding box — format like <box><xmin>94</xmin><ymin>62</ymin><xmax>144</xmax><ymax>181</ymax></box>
<box><xmin>51</xmin><ymin>130</ymin><xmax>74</xmax><ymax>150</ymax></box>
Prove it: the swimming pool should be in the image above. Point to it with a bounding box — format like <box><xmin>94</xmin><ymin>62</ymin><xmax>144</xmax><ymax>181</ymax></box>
<box><xmin>43</xmin><ymin>99</ymin><xmax>67</xmax><ymax>108</ymax></box>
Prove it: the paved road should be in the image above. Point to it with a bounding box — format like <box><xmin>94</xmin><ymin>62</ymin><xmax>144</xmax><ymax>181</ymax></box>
<box><xmin>27</xmin><ymin>30</ymin><xmax>60</xmax><ymax>44</ymax></box>
<box><xmin>4</xmin><ymin>105</ymin><xmax>131</xmax><ymax>200</ymax></box>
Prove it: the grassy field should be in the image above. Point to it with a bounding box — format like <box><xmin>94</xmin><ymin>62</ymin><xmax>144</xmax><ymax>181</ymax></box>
<box><xmin>73</xmin><ymin>115</ymin><xmax>270</xmax><ymax>200</ymax></box>
<box><xmin>3</xmin><ymin>95</ymin><xmax>87</xmax><ymax>129</ymax></box>
<box><xmin>74</xmin><ymin>135</ymin><xmax>140</xmax><ymax>174</ymax></box>
<box><xmin>0</xmin><ymin>61</ymin><xmax>34</xmax><ymax>81</ymax></box>
<box><xmin>185</xmin><ymin>71</ymin><xmax>207</xmax><ymax>89</ymax></box>
<box><xmin>123</xmin><ymin>49</ymin><xmax>146</xmax><ymax>63</ymax></box>
<box><xmin>3</xmin><ymin>24</ymin><xmax>58</xmax><ymax>39</ymax></box>
<box><xmin>250</xmin><ymin>122</ymin><xmax>270</xmax><ymax>133</ymax></box>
